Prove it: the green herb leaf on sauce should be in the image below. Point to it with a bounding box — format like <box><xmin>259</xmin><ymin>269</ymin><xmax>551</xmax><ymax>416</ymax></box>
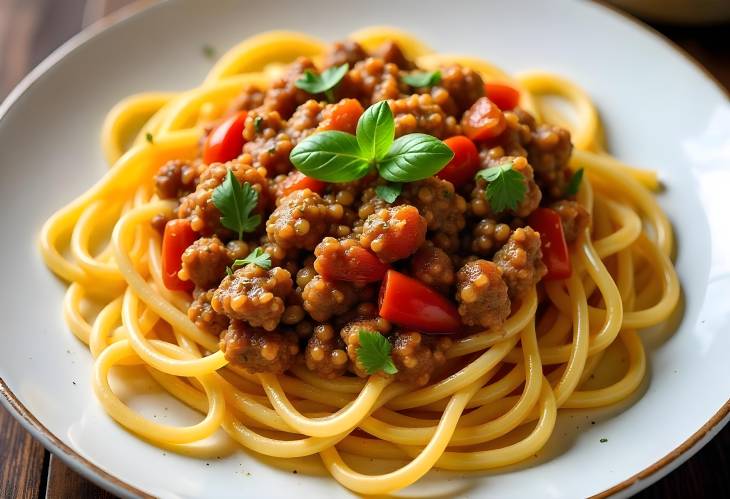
<box><xmin>375</xmin><ymin>183</ymin><xmax>402</xmax><ymax>203</ymax></box>
<box><xmin>402</xmin><ymin>70</ymin><xmax>441</xmax><ymax>88</ymax></box>
<box><xmin>290</xmin><ymin>131</ymin><xmax>371</xmax><ymax>182</ymax></box>
<box><xmin>356</xmin><ymin>330</ymin><xmax>398</xmax><ymax>375</ymax></box>
<box><xmin>202</xmin><ymin>44</ymin><xmax>217</xmax><ymax>60</ymax></box>
<box><xmin>145</xmin><ymin>132</ymin><xmax>154</xmax><ymax>144</ymax></box>
<box><xmin>475</xmin><ymin>161</ymin><xmax>526</xmax><ymax>213</ymax></box>
<box><xmin>356</xmin><ymin>101</ymin><xmax>395</xmax><ymax>161</ymax></box>
<box><xmin>378</xmin><ymin>133</ymin><xmax>454</xmax><ymax>182</ymax></box>
<box><xmin>565</xmin><ymin>168</ymin><xmax>584</xmax><ymax>196</ymax></box>
<box><xmin>295</xmin><ymin>63</ymin><xmax>349</xmax><ymax>103</ymax></box>
<box><xmin>253</xmin><ymin>116</ymin><xmax>264</xmax><ymax>134</ymax></box>
<box><xmin>229</xmin><ymin>247</ymin><xmax>272</xmax><ymax>274</ymax></box>
<box><xmin>211</xmin><ymin>170</ymin><xmax>261</xmax><ymax>240</ymax></box>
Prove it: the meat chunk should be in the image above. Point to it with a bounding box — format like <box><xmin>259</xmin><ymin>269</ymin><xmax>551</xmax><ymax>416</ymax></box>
<box><xmin>356</xmin><ymin>184</ymin><xmax>392</xmax><ymax>220</ymax></box>
<box><xmin>455</xmin><ymin>259</ymin><xmax>511</xmax><ymax>329</ymax></box>
<box><xmin>301</xmin><ymin>274</ymin><xmax>358</xmax><ymax>322</ymax></box>
<box><xmin>262</xmin><ymin>57</ymin><xmax>316</xmax><ymax>119</ymax></box>
<box><xmin>527</xmin><ymin>123</ymin><xmax>573</xmax><ymax>199</ymax></box>
<box><xmin>479</xmin><ymin>108</ymin><xmax>536</xmax><ymax>159</ymax></box>
<box><xmin>305</xmin><ymin>324</ymin><xmax>349</xmax><ymax>379</ymax></box>
<box><xmin>212</xmin><ymin>265</ymin><xmax>293</xmax><ymax>331</ymax></box>
<box><xmin>227</xmin><ymin>85</ymin><xmax>265</xmax><ymax>113</ymax></box>
<box><xmin>360</xmin><ymin>205</ymin><xmax>427</xmax><ymax>263</ymax></box>
<box><xmin>373</xmin><ymin>40</ymin><xmax>413</xmax><ymax>69</ymax></box>
<box><xmin>346</xmin><ymin>57</ymin><xmax>407</xmax><ymax>105</ymax></box>
<box><xmin>154</xmin><ymin>159</ymin><xmax>203</xmax><ymax>199</ymax></box>
<box><xmin>401</xmin><ymin>176</ymin><xmax>467</xmax><ymax>235</ymax></box>
<box><xmin>493</xmin><ymin>227</ymin><xmax>547</xmax><ymax>300</ymax></box>
<box><xmin>391</xmin><ymin>331</ymin><xmax>452</xmax><ymax>386</ymax></box>
<box><xmin>438</xmin><ymin>64</ymin><xmax>484</xmax><ymax>115</ymax></box>
<box><xmin>340</xmin><ymin>318</ymin><xmax>392</xmax><ymax>378</ymax></box>
<box><xmin>177</xmin><ymin>158</ymin><xmax>269</xmax><ymax>237</ymax></box>
<box><xmin>470</xmin><ymin>218</ymin><xmax>512</xmax><ymax>257</ymax></box>
<box><xmin>285</xmin><ymin>100</ymin><xmax>325</xmax><ymax>143</ymax></box>
<box><xmin>389</xmin><ymin>94</ymin><xmax>461</xmax><ymax>139</ymax></box>
<box><xmin>188</xmin><ymin>289</ymin><xmax>229</xmax><ymax>336</ymax></box>
<box><xmin>266</xmin><ymin>189</ymin><xmax>344</xmax><ymax>250</ymax></box>
<box><xmin>469</xmin><ymin>156</ymin><xmax>541</xmax><ymax>219</ymax></box>
<box><xmin>551</xmin><ymin>200</ymin><xmax>590</xmax><ymax>243</ymax></box>
<box><xmin>323</xmin><ymin>40</ymin><xmax>368</xmax><ymax>68</ymax></box>
<box><xmin>410</xmin><ymin>242</ymin><xmax>454</xmax><ymax>293</ymax></box>
<box><xmin>241</xmin><ymin>109</ymin><xmax>294</xmax><ymax>176</ymax></box>
<box><xmin>180</xmin><ymin>237</ymin><xmax>231</xmax><ymax>290</ymax></box>
<box><xmin>220</xmin><ymin>320</ymin><xmax>299</xmax><ymax>374</ymax></box>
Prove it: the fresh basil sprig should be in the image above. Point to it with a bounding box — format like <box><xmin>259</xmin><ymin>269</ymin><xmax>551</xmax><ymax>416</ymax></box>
<box><xmin>289</xmin><ymin>101</ymin><xmax>453</xmax><ymax>184</ymax></box>
<box><xmin>375</xmin><ymin>183</ymin><xmax>403</xmax><ymax>203</ymax></box>
<box><xmin>402</xmin><ymin>70</ymin><xmax>441</xmax><ymax>88</ymax></box>
<box><xmin>295</xmin><ymin>63</ymin><xmax>349</xmax><ymax>103</ymax></box>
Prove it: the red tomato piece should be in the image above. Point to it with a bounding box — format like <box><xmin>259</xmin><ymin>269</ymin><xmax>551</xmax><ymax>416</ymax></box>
<box><xmin>202</xmin><ymin>111</ymin><xmax>247</xmax><ymax>164</ymax></box>
<box><xmin>484</xmin><ymin>83</ymin><xmax>520</xmax><ymax>111</ymax></box>
<box><xmin>528</xmin><ymin>208</ymin><xmax>571</xmax><ymax>280</ymax></box>
<box><xmin>461</xmin><ymin>97</ymin><xmax>507</xmax><ymax>142</ymax></box>
<box><xmin>280</xmin><ymin>171</ymin><xmax>327</xmax><ymax>197</ymax></box>
<box><xmin>378</xmin><ymin>270</ymin><xmax>462</xmax><ymax>334</ymax></box>
<box><xmin>436</xmin><ymin>135</ymin><xmax>480</xmax><ymax>187</ymax></box>
<box><xmin>318</xmin><ymin>98</ymin><xmax>365</xmax><ymax>134</ymax></box>
<box><xmin>161</xmin><ymin>219</ymin><xmax>197</xmax><ymax>292</ymax></box>
<box><xmin>315</xmin><ymin>244</ymin><xmax>389</xmax><ymax>283</ymax></box>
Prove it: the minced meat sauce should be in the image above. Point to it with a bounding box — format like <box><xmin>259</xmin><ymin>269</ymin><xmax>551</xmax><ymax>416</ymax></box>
<box><xmin>152</xmin><ymin>38</ymin><xmax>587</xmax><ymax>383</ymax></box>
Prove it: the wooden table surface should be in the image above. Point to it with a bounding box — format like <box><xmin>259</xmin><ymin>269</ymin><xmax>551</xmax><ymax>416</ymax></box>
<box><xmin>1</xmin><ymin>1</ymin><xmax>728</xmax><ymax>497</ymax></box>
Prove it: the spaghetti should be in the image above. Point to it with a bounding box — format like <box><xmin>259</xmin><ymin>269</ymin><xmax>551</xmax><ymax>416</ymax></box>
<box><xmin>40</xmin><ymin>28</ymin><xmax>679</xmax><ymax>495</ymax></box>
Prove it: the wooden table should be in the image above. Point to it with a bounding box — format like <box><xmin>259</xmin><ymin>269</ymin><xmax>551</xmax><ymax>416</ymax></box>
<box><xmin>0</xmin><ymin>1</ymin><xmax>728</xmax><ymax>497</ymax></box>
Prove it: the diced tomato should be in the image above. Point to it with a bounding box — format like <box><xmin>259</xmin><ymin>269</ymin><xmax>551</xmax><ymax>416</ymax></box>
<box><xmin>484</xmin><ymin>83</ymin><xmax>520</xmax><ymax>111</ymax></box>
<box><xmin>280</xmin><ymin>171</ymin><xmax>327</xmax><ymax>197</ymax></box>
<box><xmin>315</xmin><ymin>244</ymin><xmax>388</xmax><ymax>283</ymax></box>
<box><xmin>436</xmin><ymin>135</ymin><xmax>480</xmax><ymax>187</ymax></box>
<box><xmin>318</xmin><ymin>98</ymin><xmax>364</xmax><ymax>134</ymax></box>
<box><xmin>161</xmin><ymin>219</ymin><xmax>197</xmax><ymax>292</ymax></box>
<box><xmin>365</xmin><ymin>205</ymin><xmax>427</xmax><ymax>263</ymax></box>
<box><xmin>378</xmin><ymin>270</ymin><xmax>461</xmax><ymax>334</ymax></box>
<box><xmin>528</xmin><ymin>208</ymin><xmax>571</xmax><ymax>280</ymax></box>
<box><xmin>461</xmin><ymin>97</ymin><xmax>506</xmax><ymax>142</ymax></box>
<box><xmin>202</xmin><ymin>111</ymin><xmax>247</xmax><ymax>164</ymax></box>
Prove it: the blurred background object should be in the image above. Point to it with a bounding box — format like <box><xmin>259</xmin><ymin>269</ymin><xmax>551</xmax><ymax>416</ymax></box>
<box><xmin>0</xmin><ymin>0</ymin><xmax>728</xmax><ymax>498</ymax></box>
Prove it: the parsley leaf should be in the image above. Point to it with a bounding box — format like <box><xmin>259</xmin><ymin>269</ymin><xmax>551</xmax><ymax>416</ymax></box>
<box><xmin>378</xmin><ymin>133</ymin><xmax>454</xmax><ymax>182</ymax></box>
<box><xmin>145</xmin><ymin>132</ymin><xmax>154</xmax><ymax>144</ymax></box>
<box><xmin>375</xmin><ymin>183</ymin><xmax>402</xmax><ymax>203</ymax></box>
<box><xmin>475</xmin><ymin>161</ymin><xmax>526</xmax><ymax>213</ymax></box>
<box><xmin>294</xmin><ymin>63</ymin><xmax>349</xmax><ymax>103</ymax></box>
<box><xmin>290</xmin><ymin>131</ymin><xmax>371</xmax><ymax>182</ymax></box>
<box><xmin>228</xmin><ymin>247</ymin><xmax>272</xmax><ymax>274</ymax></box>
<box><xmin>356</xmin><ymin>330</ymin><xmax>398</xmax><ymax>375</ymax></box>
<box><xmin>253</xmin><ymin>116</ymin><xmax>264</xmax><ymax>134</ymax></box>
<box><xmin>565</xmin><ymin>168</ymin><xmax>584</xmax><ymax>196</ymax></box>
<box><xmin>211</xmin><ymin>170</ymin><xmax>261</xmax><ymax>240</ymax></box>
<box><xmin>356</xmin><ymin>100</ymin><xmax>395</xmax><ymax>161</ymax></box>
<box><xmin>402</xmin><ymin>70</ymin><xmax>441</xmax><ymax>88</ymax></box>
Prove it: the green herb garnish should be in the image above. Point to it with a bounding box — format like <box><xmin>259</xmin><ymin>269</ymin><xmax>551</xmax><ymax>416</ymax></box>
<box><xmin>290</xmin><ymin>101</ymin><xmax>453</xmax><ymax>184</ymax></box>
<box><xmin>202</xmin><ymin>44</ymin><xmax>217</xmax><ymax>60</ymax></box>
<box><xmin>375</xmin><ymin>183</ymin><xmax>402</xmax><ymax>203</ymax></box>
<box><xmin>253</xmin><ymin>116</ymin><xmax>264</xmax><ymax>133</ymax></box>
<box><xmin>227</xmin><ymin>247</ymin><xmax>272</xmax><ymax>275</ymax></box>
<box><xmin>356</xmin><ymin>330</ymin><xmax>398</xmax><ymax>375</ymax></box>
<box><xmin>475</xmin><ymin>161</ymin><xmax>526</xmax><ymax>213</ymax></box>
<box><xmin>402</xmin><ymin>70</ymin><xmax>441</xmax><ymax>88</ymax></box>
<box><xmin>295</xmin><ymin>63</ymin><xmax>349</xmax><ymax>103</ymax></box>
<box><xmin>600</xmin><ymin>438</ymin><xmax>608</xmax><ymax>443</ymax></box>
<box><xmin>145</xmin><ymin>132</ymin><xmax>154</xmax><ymax>144</ymax></box>
<box><xmin>211</xmin><ymin>170</ymin><xmax>261</xmax><ymax>240</ymax></box>
<box><xmin>565</xmin><ymin>168</ymin><xmax>584</xmax><ymax>196</ymax></box>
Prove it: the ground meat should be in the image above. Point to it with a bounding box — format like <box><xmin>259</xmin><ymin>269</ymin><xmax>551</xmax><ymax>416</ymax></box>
<box><xmin>263</xmin><ymin>57</ymin><xmax>316</xmax><ymax>119</ymax></box>
<box><xmin>551</xmin><ymin>200</ymin><xmax>590</xmax><ymax>243</ymax></box>
<box><xmin>285</xmin><ymin>100</ymin><xmax>325</xmax><ymax>142</ymax></box>
<box><xmin>220</xmin><ymin>321</ymin><xmax>299</xmax><ymax>374</ymax></box>
<box><xmin>528</xmin><ymin>123</ymin><xmax>573</xmax><ymax>199</ymax></box>
<box><xmin>228</xmin><ymin>85</ymin><xmax>265</xmax><ymax>113</ymax></box>
<box><xmin>241</xmin><ymin>109</ymin><xmax>293</xmax><ymax>176</ymax></box>
<box><xmin>469</xmin><ymin>156</ymin><xmax>541</xmax><ymax>219</ymax></box>
<box><xmin>345</xmin><ymin>57</ymin><xmax>407</xmax><ymax>105</ymax></box>
<box><xmin>401</xmin><ymin>176</ymin><xmax>467</xmax><ymax>234</ymax></box>
<box><xmin>154</xmin><ymin>159</ymin><xmax>203</xmax><ymax>199</ymax></box>
<box><xmin>493</xmin><ymin>227</ymin><xmax>547</xmax><ymax>300</ymax></box>
<box><xmin>177</xmin><ymin>158</ymin><xmax>269</xmax><ymax>237</ymax></box>
<box><xmin>180</xmin><ymin>237</ymin><xmax>231</xmax><ymax>290</ymax></box>
<box><xmin>391</xmin><ymin>331</ymin><xmax>452</xmax><ymax>386</ymax></box>
<box><xmin>438</xmin><ymin>64</ymin><xmax>484</xmax><ymax>115</ymax></box>
<box><xmin>212</xmin><ymin>265</ymin><xmax>293</xmax><ymax>331</ymax></box>
<box><xmin>479</xmin><ymin>109</ymin><xmax>536</xmax><ymax>161</ymax></box>
<box><xmin>359</xmin><ymin>205</ymin><xmax>427</xmax><ymax>263</ymax></box>
<box><xmin>410</xmin><ymin>242</ymin><xmax>454</xmax><ymax>292</ymax></box>
<box><xmin>373</xmin><ymin>40</ymin><xmax>413</xmax><ymax>69</ymax></box>
<box><xmin>150</xmin><ymin>214</ymin><xmax>169</xmax><ymax>235</ymax></box>
<box><xmin>301</xmin><ymin>274</ymin><xmax>358</xmax><ymax>322</ymax></box>
<box><xmin>340</xmin><ymin>318</ymin><xmax>392</xmax><ymax>377</ymax></box>
<box><xmin>188</xmin><ymin>289</ymin><xmax>229</xmax><ymax>336</ymax></box>
<box><xmin>470</xmin><ymin>218</ymin><xmax>512</xmax><ymax>257</ymax></box>
<box><xmin>305</xmin><ymin>324</ymin><xmax>349</xmax><ymax>378</ymax></box>
<box><xmin>323</xmin><ymin>40</ymin><xmax>368</xmax><ymax>68</ymax></box>
<box><xmin>455</xmin><ymin>259</ymin><xmax>511</xmax><ymax>329</ymax></box>
<box><xmin>266</xmin><ymin>189</ymin><xmax>344</xmax><ymax>250</ymax></box>
<box><xmin>356</xmin><ymin>185</ymin><xmax>392</xmax><ymax>220</ymax></box>
<box><xmin>389</xmin><ymin>94</ymin><xmax>460</xmax><ymax>139</ymax></box>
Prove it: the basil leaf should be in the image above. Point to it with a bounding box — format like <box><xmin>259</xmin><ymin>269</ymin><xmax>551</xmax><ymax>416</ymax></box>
<box><xmin>375</xmin><ymin>183</ymin><xmax>402</xmax><ymax>203</ymax></box>
<box><xmin>377</xmin><ymin>133</ymin><xmax>454</xmax><ymax>182</ymax></box>
<box><xmin>356</xmin><ymin>100</ymin><xmax>395</xmax><ymax>161</ymax></box>
<box><xmin>294</xmin><ymin>64</ymin><xmax>349</xmax><ymax>102</ymax></box>
<box><xmin>402</xmin><ymin>70</ymin><xmax>441</xmax><ymax>88</ymax></box>
<box><xmin>565</xmin><ymin>168</ymin><xmax>584</xmax><ymax>196</ymax></box>
<box><xmin>290</xmin><ymin>131</ymin><xmax>371</xmax><ymax>182</ymax></box>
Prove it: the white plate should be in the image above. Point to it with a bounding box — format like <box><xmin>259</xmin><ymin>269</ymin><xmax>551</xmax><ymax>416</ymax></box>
<box><xmin>1</xmin><ymin>0</ymin><xmax>729</xmax><ymax>498</ymax></box>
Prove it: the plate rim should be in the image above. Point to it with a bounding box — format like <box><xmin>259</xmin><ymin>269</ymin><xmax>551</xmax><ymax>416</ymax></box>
<box><xmin>0</xmin><ymin>1</ymin><xmax>727</xmax><ymax>497</ymax></box>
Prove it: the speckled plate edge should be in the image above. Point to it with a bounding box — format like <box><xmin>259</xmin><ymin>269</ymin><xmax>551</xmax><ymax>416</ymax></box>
<box><xmin>0</xmin><ymin>1</ymin><xmax>727</xmax><ymax>497</ymax></box>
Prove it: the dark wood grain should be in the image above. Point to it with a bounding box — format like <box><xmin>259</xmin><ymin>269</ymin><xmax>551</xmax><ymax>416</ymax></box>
<box><xmin>0</xmin><ymin>1</ymin><xmax>728</xmax><ymax>498</ymax></box>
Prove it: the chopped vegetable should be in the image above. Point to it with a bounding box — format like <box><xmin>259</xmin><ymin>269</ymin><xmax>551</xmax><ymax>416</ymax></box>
<box><xmin>318</xmin><ymin>98</ymin><xmax>364</xmax><ymax>134</ymax></box>
<box><xmin>203</xmin><ymin>111</ymin><xmax>247</xmax><ymax>164</ymax></box>
<box><xmin>295</xmin><ymin>63</ymin><xmax>349</xmax><ymax>102</ymax></box>
<box><xmin>436</xmin><ymin>135</ymin><xmax>479</xmax><ymax>187</ymax></box>
<box><xmin>211</xmin><ymin>169</ymin><xmax>261</xmax><ymax>240</ymax></box>
<box><xmin>161</xmin><ymin>219</ymin><xmax>196</xmax><ymax>292</ymax></box>
<box><xmin>378</xmin><ymin>270</ymin><xmax>461</xmax><ymax>334</ymax></box>
<box><xmin>484</xmin><ymin>83</ymin><xmax>520</xmax><ymax>111</ymax></box>
<box><xmin>280</xmin><ymin>171</ymin><xmax>327</xmax><ymax>197</ymax></box>
<box><xmin>315</xmin><ymin>245</ymin><xmax>388</xmax><ymax>283</ymax></box>
<box><xmin>462</xmin><ymin>97</ymin><xmax>506</xmax><ymax>142</ymax></box>
<box><xmin>402</xmin><ymin>70</ymin><xmax>441</xmax><ymax>88</ymax></box>
<box><xmin>528</xmin><ymin>208</ymin><xmax>571</xmax><ymax>280</ymax></box>
<box><xmin>356</xmin><ymin>330</ymin><xmax>398</xmax><ymax>375</ymax></box>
